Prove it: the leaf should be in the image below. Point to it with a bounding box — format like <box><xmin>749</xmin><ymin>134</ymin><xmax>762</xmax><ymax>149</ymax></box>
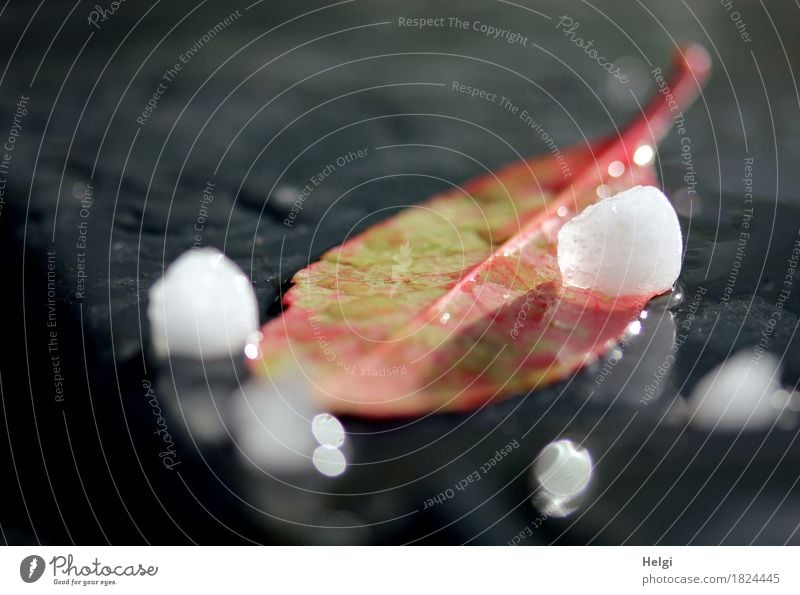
<box><xmin>251</xmin><ymin>45</ymin><xmax>712</xmax><ymax>418</ymax></box>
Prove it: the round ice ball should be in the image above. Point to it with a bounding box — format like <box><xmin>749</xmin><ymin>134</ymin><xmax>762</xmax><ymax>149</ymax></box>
<box><xmin>148</xmin><ymin>248</ymin><xmax>259</xmax><ymax>359</ymax></box>
<box><xmin>687</xmin><ymin>351</ymin><xmax>782</xmax><ymax>431</ymax></box>
<box><xmin>229</xmin><ymin>377</ymin><xmax>318</xmax><ymax>473</ymax></box>
<box><xmin>556</xmin><ymin>185</ymin><xmax>683</xmax><ymax>297</ymax></box>
<box><xmin>533</xmin><ymin>439</ymin><xmax>593</xmax><ymax>498</ymax></box>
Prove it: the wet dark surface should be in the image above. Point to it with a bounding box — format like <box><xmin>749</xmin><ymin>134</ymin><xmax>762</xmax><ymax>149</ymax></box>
<box><xmin>1</xmin><ymin>0</ymin><xmax>799</xmax><ymax>544</ymax></box>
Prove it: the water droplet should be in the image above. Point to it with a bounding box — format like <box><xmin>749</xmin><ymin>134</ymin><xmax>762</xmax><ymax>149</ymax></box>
<box><xmin>626</xmin><ymin>320</ymin><xmax>642</xmax><ymax>336</ymax></box>
<box><xmin>633</xmin><ymin>144</ymin><xmax>655</xmax><ymax>166</ymax></box>
<box><xmin>440</xmin><ymin>312</ymin><xmax>451</xmax><ymax>324</ymax></box>
<box><xmin>647</xmin><ymin>283</ymin><xmax>685</xmax><ymax>310</ymax></box>
<box><xmin>557</xmin><ymin>206</ymin><xmax>568</xmax><ymax>217</ymax></box>
<box><xmin>72</xmin><ymin>182</ymin><xmax>88</xmax><ymax>199</ymax></box>
<box><xmin>596</xmin><ymin>184</ymin><xmax>612</xmax><ymax>198</ymax></box>
<box><xmin>608</xmin><ymin>160</ymin><xmax>625</xmax><ymax>178</ymax></box>
<box><xmin>667</xmin><ymin>284</ymin><xmax>686</xmax><ymax>309</ymax></box>
<box><xmin>272</xmin><ymin>185</ymin><xmax>300</xmax><ymax>209</ymax></box>
<box><xmin>244</xmin><ymin>331</ymin><xmax>263</xmax><ymax>360</ymax></box>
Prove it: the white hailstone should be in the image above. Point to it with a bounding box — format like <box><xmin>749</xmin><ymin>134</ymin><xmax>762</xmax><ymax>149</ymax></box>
<box><xmin>229</xmin><ymin>376</ymin><xmax>318</xmax><ymax>473</ymax></box>
<box><xmin>557</xmin><ymin>185</ymin><xmax>683</xmax><ymax>297</ymax></box>
<box><xmin>148</xmin><ymin>248</ymin><xmax>259</xmax><ymax>359</ymax></box>
<box><xmin>534</xmin><ymin>439</ymin><xmax>593</xmax><ymax>498</ymax></box>
<box><xmin>312</xmin><ymin>445</ymin><xmax>348</xmax><ymax>477</ymax></box>
<box><xmin>531</xmin><ymin>439</ymin><xmax>593</xmax><ymax>518</ymax></box>
<box><xmin>687</xmin><ymin>351</ymin><xmax>783</xmax><ymax>431</ymax></box>
<box><xmin>311</xmin><ymin>413</ymin><xmax>346</xmax><ymax>448</ymax></box>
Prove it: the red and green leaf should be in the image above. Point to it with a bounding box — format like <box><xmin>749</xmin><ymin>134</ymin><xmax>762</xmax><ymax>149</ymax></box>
<box><xmin>251</xmin><ymin>45</ymin><xmax>711</xmax><ymax>418</ymax></box>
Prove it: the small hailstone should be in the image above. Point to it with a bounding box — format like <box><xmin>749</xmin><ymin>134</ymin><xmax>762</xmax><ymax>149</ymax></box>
<box><xmin>229</xmin><ymin>376</ymin><xmax>318</xmax><ymax>473</ymax></box>
<box><xmin>556</xmin><ymin>185</ymin><xmax>682</xmax><ymax>297</ymax></box>
<box><xmin>312</xmin><ymin>445</ymin><xmax>347</xmax><ymax>477</ymax></box>
<box><xmin>687</xmin><ymin>351</ymin><xmax>782</xmax><ymax>431</ymax></box>
<box><xmin>148</xmin><ymin>248</ymin><xmax>259</xmax><ymax>359</ymax></box>
<box><xmin>531</xmin><ymin>438</ymin><xmax>593</xmax><ymax>518</ymax></box>
<box><xmin>533</xmin><ymin>439</ymin><xmax>593</xmax><ymax>498</ymax></box>
<box><xmin>311</xmin><ymin>413</ymin><xmax>346</xmax><ymax>448</ymax></box>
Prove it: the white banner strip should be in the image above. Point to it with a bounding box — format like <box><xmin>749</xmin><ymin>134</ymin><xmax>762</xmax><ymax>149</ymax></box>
<box><xmin>1</xmin><ymin>546</ymin><xmax>797</xmax><ymax>593</ymax></box>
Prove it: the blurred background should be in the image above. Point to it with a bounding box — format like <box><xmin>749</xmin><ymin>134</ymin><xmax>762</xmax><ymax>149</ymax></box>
<box><xmin>1</xmin><ymin>0</ymin><xmax>799</xmax><ymax>545</ymax></box>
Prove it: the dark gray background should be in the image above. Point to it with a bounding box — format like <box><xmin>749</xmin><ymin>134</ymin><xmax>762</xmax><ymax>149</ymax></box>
<box><xmin>1</xmin><ymin>0</ymin><xmax>799</xmax><ymax>545</ymax></box>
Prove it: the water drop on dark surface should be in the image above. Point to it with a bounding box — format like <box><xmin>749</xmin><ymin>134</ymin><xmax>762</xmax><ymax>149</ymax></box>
<box><xmin>646</xmin><ymin>282</ymin><xmax>685</xmax><ymax>311</ymax></box>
